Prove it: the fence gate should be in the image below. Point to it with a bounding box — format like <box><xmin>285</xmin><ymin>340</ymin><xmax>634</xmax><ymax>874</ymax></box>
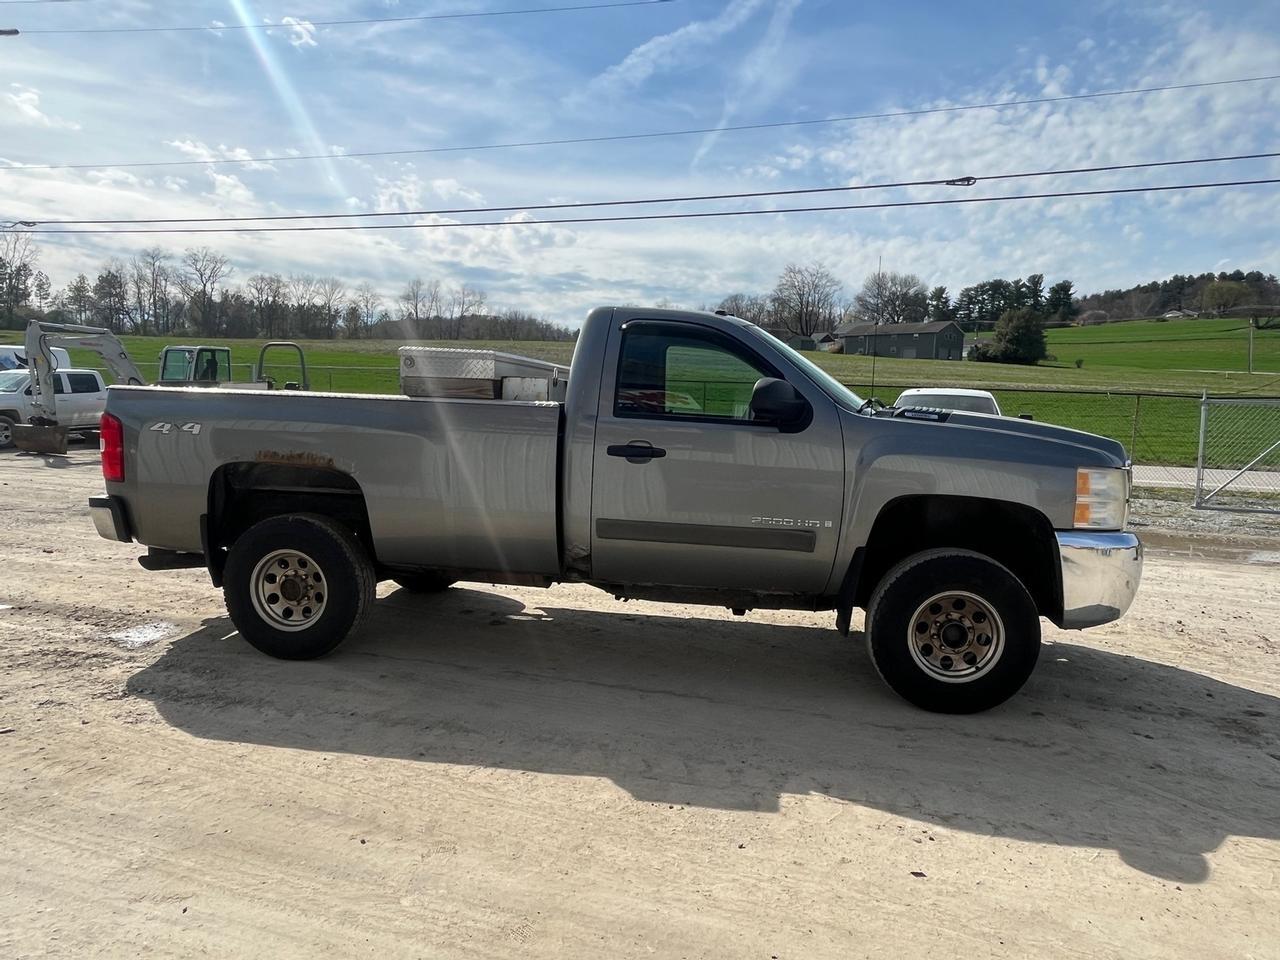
<box><xmin>1194</xmin><ymin>397</ymin><xmax>1280</xmax><ymax>513</ymax></box>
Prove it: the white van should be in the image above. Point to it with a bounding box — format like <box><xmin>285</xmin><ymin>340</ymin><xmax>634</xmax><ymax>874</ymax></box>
<box><xmin>0</xmin><ymin>345</ymin><xmax>72</xmax><ymax>372</ymax></box>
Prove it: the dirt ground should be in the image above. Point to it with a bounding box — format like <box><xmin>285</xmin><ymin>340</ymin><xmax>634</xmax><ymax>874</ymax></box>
<box><xmin>1</xmin><ymin>447</ymin><xmax>1278</xmax><ymax>960</ymax></box>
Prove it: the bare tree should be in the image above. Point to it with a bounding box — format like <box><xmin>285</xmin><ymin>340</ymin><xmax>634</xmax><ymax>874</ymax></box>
<box><xmin>853</xmin><ymin>270</ymin><xmax>928</xmax><ymax>325</ymax></box>
<box><xmin>442</xmin><ymin>284</ymin><xmax>485</xmax><ymax>339</ymax></box>
<box><xmin>397</xmin><ymin>277</ymin><xmax>440</xmax><ymax>338</ymax></box>
<box><xmin>315</xmin><ymin>277</ymin><xmax>346</xmax><ymax>339</ymax></box>
<box><xmin>129</xmin><ymin>247</ymin><xmax>173</xmax><ymax>336</ymax></box>
<box><xmin>246</xmin><ymin>273</ymin><xmax>287</xmax><ymax>338</ymax></box>
<box><xmin>349</xmin><ymin>282</ymin><xmax>382</xmax><ymax>339</ymax></box>
<box><xmin>178</xmin><ymin>247</ymin><xmax>232</xmax><ymax>336</ymax></box>
<box><xmin>716</xmin><ymin>293</ymin><xmax>771</xmax><ymax>326</ymax></box>
<box><xmin>771</xmin><ymin>263</ymin><xmax>842</xmax><ymax>337</ymax></box>
<box><xmin>288</xmin><ymin>274</ymin><xmax>320</xmax><ymax>337</ymax></box>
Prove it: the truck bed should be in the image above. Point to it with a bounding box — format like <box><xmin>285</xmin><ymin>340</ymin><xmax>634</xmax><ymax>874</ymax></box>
<box><xmin>107</xmin><ymin>386</ymin><xmax>564</xmax><ymax>577</ymax></box>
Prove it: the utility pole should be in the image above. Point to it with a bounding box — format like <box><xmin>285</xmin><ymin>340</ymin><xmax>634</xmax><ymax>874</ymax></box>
<box><xmin>1248</xmin><ymin>317</ymin><xmax>1255</xmax><ymax>374</ymax></box>
<box><xmin>869</xmin><ymin>255</ymin><xmax>882</xmax><ymax>403</ymax></box>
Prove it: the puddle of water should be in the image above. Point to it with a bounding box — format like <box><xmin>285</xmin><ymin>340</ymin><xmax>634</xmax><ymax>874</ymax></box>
<box><xmin>105</xmin><ymin>622</ymin><xmax>177</xmax><ymax>649</ymax></box>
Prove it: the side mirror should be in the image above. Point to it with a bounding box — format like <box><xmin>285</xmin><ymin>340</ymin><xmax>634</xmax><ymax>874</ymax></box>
<box><xmin>749</xmin><ymin>377</ymin><xmax>810</xmax><ymax>430</ymax></box>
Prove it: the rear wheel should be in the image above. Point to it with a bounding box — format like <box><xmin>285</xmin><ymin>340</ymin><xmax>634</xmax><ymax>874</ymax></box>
<box><xmin>392</xmin><ymin>572</ymin><xmax>456</xmax><ymax>594</ymax></box>
<box><xmin>0</xmin><ymin>416</ymin><xmax>14</xmax><ymax>449</ymax></box>
<box><xmin>224</xmin><ymin>514</ymin><xmax>375</xmax><ymax>660</ymax></box>
<box><xmin>865</xmin><ymin>549</ymin><xmax>1040</xmax><ymax>713</ymax></box>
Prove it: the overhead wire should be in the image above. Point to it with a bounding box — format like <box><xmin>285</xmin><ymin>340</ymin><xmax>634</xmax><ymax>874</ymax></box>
<box><xmin>10</xmin><ymin>178</ymin><xmax>1279</xmax><ymax>234</ymax></box>
<box><xmin>16</xmin><ymin>151</ymin><xmax>1280</xmax><ymax>226</ymax></box>
<box><xmin>6</xmin><ymin>73</ymin><xmax>1279</xmax><ymax>172</ymax></box>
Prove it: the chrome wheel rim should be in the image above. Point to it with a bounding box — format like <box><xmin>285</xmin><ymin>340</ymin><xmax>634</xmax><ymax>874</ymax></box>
<box><xmin>250</xmin><ymin>549</ymin><xmax>327</xmax><ymax>632</ymax></box>
<box><xmin>0</xmin><ymin>421</ymin><xmax>11</xmax><ymax>445</ymax></box>
<box><xmin>907</xmin><ymin>590</ymin><xmax>1005</xmax><ymax>683</ymax></box>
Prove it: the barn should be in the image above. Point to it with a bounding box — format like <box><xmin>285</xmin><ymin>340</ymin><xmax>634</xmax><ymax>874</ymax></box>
<box><xmin>835</xmin><ymin>320</ymin><xmax>965</xmax><ymax>360</ymax></box>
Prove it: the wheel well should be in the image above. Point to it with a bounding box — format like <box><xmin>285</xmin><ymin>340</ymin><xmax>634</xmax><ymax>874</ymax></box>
<box><xmin>855</xmin><ymin>495</ymin><xmax>1061</xmax><ymax>620</ymax></box>
<box><xmin>207</xmin><ymin>462</ymin><xmax>375</xmax><ymax>580</ymax></box>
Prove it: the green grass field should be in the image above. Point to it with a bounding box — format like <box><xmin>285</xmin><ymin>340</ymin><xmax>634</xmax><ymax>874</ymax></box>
<box><xmin>4</xmin><ymin>316</ymin><xmax>1276</xmax><ymax>466</ymax></box>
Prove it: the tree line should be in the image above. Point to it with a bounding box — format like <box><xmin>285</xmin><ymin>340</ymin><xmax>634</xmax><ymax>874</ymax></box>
<box><xmin>715</xmin><ymin>264</ymin><xmax>1079</xmax><ymax>337</ymax></box>
<box><xmin>1075</xmin><ymin>269</ymin><xmax>1280</xmax><ymax>324</ymax></box>
<box><xmin>0</xmin><ymin>238</ymin><xmax>575</xmax><ymax>342</ymax></box>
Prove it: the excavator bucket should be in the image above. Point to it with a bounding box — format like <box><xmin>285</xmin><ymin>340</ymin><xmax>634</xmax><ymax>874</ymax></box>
<box><xmin>11</xmin><ymin>423</ymin><xmax>70</xmax><ymax>455</ymax></box>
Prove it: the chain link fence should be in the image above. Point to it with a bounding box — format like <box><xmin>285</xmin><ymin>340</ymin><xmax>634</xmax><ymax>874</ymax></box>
<box><xmin>1193</xmin><ymin>398</ymin><xmax>1280</xmax><ymax>513</ymax></box>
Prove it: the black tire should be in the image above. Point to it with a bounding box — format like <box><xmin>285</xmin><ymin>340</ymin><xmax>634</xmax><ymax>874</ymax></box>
<box><xmin>223</xmin><ymin>513</ymin><xmax>375</xmax><ymax>660</ymax></box>
<box><xmin>865</xmin><ymin>549</ymin><xmax>1040</xmax><ymax>713</ymax></box>
<box><xmin>392</xmin><ymin>572</ymin><xmax>456</xmax><ymax>594</ymax></box>
<box><xmin>0</xmin><ymin>415</ymin><xmax>15</xmax><ymax>450</ymax></box>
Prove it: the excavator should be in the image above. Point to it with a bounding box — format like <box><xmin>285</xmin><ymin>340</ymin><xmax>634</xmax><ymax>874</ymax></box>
<box><xmin>12</xmin><ymin>319</ymin><xmax>308</xmax><ymax>454</ymax></box>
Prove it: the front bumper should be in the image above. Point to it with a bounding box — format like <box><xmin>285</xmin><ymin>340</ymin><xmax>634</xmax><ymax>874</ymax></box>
<box><xmin>89</xmin><ymin>494</ymin><xmax>132</xmax><ymax>543</ymax></box>
<box><xmin>1055</xmin><ymin>531</ymin><xmax>1143</xmax><ymax>629</ymax></box>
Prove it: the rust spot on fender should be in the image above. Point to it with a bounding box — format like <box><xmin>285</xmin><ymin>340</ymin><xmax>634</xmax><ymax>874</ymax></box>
<box><xmin>254</xmin><ymin>449</ymin><xmax>336</xmax><ymax>469</ymax></box>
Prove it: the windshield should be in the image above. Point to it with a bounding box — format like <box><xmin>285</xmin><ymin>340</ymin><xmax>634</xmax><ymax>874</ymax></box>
<box><xmin>746</xmin><ymin>325</ymin><xmax>864</xmax><ymax>410</ymax></box>
<box><xmin>900</xmin><ymin>393</ymin><xmax>999</xmax><ymax>414</ymax></box>
<box><xmin>0</xmin><ymin>370</ymin><xmax>29</xmax><ymax>393</ymax></box>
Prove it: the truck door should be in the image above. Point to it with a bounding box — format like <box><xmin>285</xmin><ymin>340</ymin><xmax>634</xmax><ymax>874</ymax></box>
<box><xmin>64</xmin><ymin>372</ymin><xmax>105</xmax><ymax>426</ymax></box>
<box><xmin>590</xmin><ymin>319</ymin><xmax>845</xmax><ymax>594</ymax></box>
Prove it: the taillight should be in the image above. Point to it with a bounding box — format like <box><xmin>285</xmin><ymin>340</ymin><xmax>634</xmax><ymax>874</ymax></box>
<box><xmin>101</xmin><ymin>413</ymin><xmax>124</xmax><ymax>482</ymax></box>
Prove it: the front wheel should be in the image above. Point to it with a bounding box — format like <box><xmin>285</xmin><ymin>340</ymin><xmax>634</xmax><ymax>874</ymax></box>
<box><xmin>0</xmin><ymin>415</ymin><xmax>15</xmax><ymax>449</ymax></box>
<box><xmin>224</xmin><ymin>514</ymin><xmax>375</xmax><ymax>660</ymax></box>
<box><xmin>865</xmin><ymin>549</ymin><xmax>1040</xmax><ymax>713</ymax></box>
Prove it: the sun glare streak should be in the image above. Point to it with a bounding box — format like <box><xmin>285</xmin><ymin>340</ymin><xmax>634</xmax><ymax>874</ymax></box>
<box><xmin>227</xmin><ymin>0</ymin><xmax>350</xmax><ymax>197</ymax></box>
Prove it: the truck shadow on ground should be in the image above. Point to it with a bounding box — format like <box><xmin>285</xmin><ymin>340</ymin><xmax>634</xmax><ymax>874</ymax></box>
<box><xmin>126</xmin><ymin>586</ymin><xmax>1280</xmax><ymax>884</ymax></box>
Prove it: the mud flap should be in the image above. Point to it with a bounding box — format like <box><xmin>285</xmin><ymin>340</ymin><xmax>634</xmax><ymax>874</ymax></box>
<box><xmin>11</xmin><ymin>423</ymin><xmax>70</xmax><ymax>455</ymax></box>
<box><xmin>835</xmin><ymin>548</ymin><xmax>865</xmax><ymax>637</ymax></box>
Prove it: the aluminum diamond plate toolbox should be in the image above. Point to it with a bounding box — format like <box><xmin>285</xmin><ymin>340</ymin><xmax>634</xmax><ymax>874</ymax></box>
<box><xmin>399</xmin><ymin>347</ymin><xmax>569</xmax><ymax>401</ymax></box>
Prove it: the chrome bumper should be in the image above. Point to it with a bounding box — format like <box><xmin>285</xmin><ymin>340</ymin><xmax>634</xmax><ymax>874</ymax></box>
<box><xmin>89</xmin><ymin>495</ymin><xmax>132</xmax><ymax>543</ymax></box>
<box><xmin>1055</xmin><ymin>531</ymin><xmax>1143</xmax><ymax>630</ymax></box>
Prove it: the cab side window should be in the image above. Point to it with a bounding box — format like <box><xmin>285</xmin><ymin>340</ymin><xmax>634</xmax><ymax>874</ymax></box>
<box><xmin>615</xmin><ymin>323</ymin><xmax>775</xmax><ymax>422</ymax></box>
<box><xmin>68</xmin><ymin>373</ymin><xmax>101</xmax><ymax>394</ymax></box>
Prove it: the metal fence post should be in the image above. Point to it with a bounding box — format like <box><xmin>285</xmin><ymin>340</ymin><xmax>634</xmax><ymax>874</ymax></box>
<box><xmin>1194</xmin><ymin>391</ymin><xmax>1208</xmax><ymax>507</ymax></box>
<box><xmin>1130</xmin><ymin>394</ymin><xmax>1141</xmax><ymax>459</ymax></box>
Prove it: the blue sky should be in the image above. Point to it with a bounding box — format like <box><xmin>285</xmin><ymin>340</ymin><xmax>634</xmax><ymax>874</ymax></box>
<box><xmin>2</xmin><ymin>0</ymin><xmax>1279</xmax><ymax>324</ymax></box>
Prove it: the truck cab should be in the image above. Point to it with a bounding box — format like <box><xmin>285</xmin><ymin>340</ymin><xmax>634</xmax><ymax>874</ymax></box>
<box><xmin>158</xmin><ymin>345</ymin><xmax>234</xmax><ymax>384</ymax></box>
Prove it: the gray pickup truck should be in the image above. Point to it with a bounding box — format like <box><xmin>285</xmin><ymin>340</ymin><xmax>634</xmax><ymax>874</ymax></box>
<box><xmin>89</xmin><ymin>306</ymin><xmax>1142</xmax><ymax>712</ymax></box>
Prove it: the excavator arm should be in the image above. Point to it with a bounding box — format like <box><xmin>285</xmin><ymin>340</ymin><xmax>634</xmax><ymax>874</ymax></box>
<box><xmin>14</xmin><ymin>320</ymin><xmax>147</xmax><ymax>454</ymax></box>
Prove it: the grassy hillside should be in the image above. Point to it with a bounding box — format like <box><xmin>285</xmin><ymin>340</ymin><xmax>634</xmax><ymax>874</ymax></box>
<box><xmin>1039</xmin><ymin>316</ymin><xmax>1279</xmax><ymax>373</ymax></box>
<box><xmin>5</xmin><ymin>321</ymin><xmax>1276</xmax><ymax>395</ymax></box>
<box><xmin>4</xmin><ymin>322</ymin><xmax>1275</xmax><ymax>465</ymax></box>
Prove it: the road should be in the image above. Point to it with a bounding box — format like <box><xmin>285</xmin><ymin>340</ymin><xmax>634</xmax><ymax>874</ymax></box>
<box><xmin>1</xmin><ymin>448</ymin><xmax>1278</xmax><ymax>959</ymax></box>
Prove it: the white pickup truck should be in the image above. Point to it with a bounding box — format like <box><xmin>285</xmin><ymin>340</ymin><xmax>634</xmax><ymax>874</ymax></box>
<box><xmin>0</xmin><ymin>367</ymin><xmax>108</xmax><ymax>448</ymax></box>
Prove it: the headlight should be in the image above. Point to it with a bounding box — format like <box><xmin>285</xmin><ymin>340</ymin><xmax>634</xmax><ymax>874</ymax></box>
<box><xmin>1074</xmin><ymin>467</ymin><xmax>1129</xmax><ymax>530</ymax></box>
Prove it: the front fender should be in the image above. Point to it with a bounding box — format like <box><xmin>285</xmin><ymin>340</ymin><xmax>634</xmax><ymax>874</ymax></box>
<box><xmin>824</xmin><ymin>412</ymin><xmax>1088</xmax><ymax>595</ymax></box>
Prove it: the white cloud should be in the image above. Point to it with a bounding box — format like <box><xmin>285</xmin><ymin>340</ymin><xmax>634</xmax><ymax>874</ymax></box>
<box><xmin>585</xmin><ymin>0</ymin><xmax>770</xmax><ymax>95</ymax></box>
<box><xmin>207</xmin><ymin>171</ymin><xmax>255</xmax><ymax>206</ymax></box>
<box><xmin>165</xmin><ymin>140</ymin><xmax>275</xmax><ymax>171</ymax></box>
<box><xmin>281</xmin><ymin>17</ymin><xmax>318</xmax><ymax>49</ymax></box>
<box><xmin>3</xmin><ymin>84</ymin><xmax>81</xmax><ymax>131</ymax></box>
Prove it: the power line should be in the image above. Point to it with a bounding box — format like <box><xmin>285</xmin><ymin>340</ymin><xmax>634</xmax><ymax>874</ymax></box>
<box><xmin>6</xmin><ymin>72</ymin><xmax>1278</xmax><ymax>172</ymax></box>
<box><xmin>11</xmin><ymin>178</ymin><xmax>1279</xmax><ymax>234</ymax></box>
<box><xmin>10</xmin><ymin>0</ymin><xmax>675</xmax><ymax>34</ymax></box>
<box><xmin>21</xmin><ymin>151</ymin><xmax>1280</xmax><ymax>226</ymax></box>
